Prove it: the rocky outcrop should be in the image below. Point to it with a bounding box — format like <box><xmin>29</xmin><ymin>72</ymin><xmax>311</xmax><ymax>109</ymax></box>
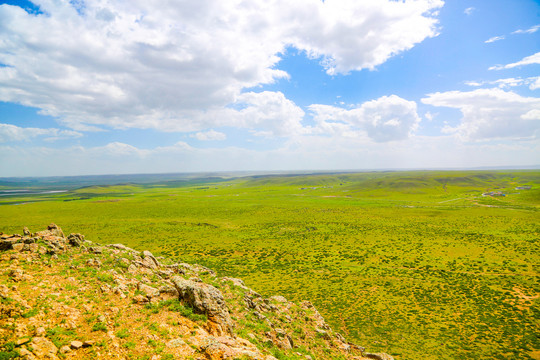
<box><xmin>172</xmin><ymin>276</ymin><xmax>235</xmax><ymax>336</ymax></box>
<box><xmin>0</xmin><ymin>224</ymin><xmax>395</xmax><ymax>360</ymax></box>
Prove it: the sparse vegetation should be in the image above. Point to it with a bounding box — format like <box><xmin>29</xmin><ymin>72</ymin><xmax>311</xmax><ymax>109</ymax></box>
<box><xmin>0</xmin><ymin>170</ymin><xmax>538</xmax><ymax>359</ymax></box>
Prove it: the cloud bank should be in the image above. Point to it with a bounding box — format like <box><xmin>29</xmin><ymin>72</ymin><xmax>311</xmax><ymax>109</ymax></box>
<box><xmin>0</xmin><ymin>0</ymin><xmax>443</xmax><ymax>133</ymax></box>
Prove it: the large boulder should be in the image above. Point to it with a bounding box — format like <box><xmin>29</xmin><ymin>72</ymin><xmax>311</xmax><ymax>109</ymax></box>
<box><xmin>35</xmin><ymin>223</ymin><xmax>65</xmax><ymax>238</ymax></box>
<box><xmin>172</xmin><ymin>276</ymin><xmax>234</xmax><ymax>336</ymax></box>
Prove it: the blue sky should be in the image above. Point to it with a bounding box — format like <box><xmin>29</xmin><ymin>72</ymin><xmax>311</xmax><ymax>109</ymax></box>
<box><xmin>0</xmin><ymin>0</ymin><xmax>539</xmax><ymax>176</ymax></box>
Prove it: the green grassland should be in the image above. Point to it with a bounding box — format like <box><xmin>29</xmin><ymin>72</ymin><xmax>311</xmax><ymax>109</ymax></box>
<box><xmin>1</xmin><ymin>170</ymin><xmax>539</xmax><ymax>359</ymax></box>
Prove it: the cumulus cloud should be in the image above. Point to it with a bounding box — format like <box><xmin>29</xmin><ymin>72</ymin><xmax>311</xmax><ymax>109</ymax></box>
<box><xmin>464</xmin><ymin>7</ymin><xmax>474</xmax><ymax>15</ymax></box>
<box><xmin>485</xmin><ymin>35</ymin><xmax>505</xmax><ymax>43</ymax></box>
<box><xmin>192</xmin><ymin>129</ymin><xmax>226</xmax><ymax>141</ymax></box>
<box><xmin>0</xmin><ymin>0</ymin><xmax>442</xmax><ymax>133</ymax></box>
<box><xmin>308</xmin><ymin>95</ymin><xmax>421</xmax><ymax>142</ymax></box>
<box><xmin>422</xmin><ymin>88</ymin><xmax>540</xmax><ymax>140</ymax></box>
<box><xmin>489</xmin><ymin>52</ymin><xmax>540</xmax><ymax>70</ymax></box>
<box><xmin>0</xmin><ymin>123</ymin><xmax>82</xmax><ymax>142</ymax></box>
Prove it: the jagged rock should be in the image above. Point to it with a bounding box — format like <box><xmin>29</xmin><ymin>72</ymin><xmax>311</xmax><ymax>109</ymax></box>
<box><xmin>67</xmin><ymin>233</ymin><xmax>84</xmax><ymax>247</ymax></box>
<box><xmin>138</xmin><ymin>283</ymin><xmax>160</xmax><ymax>298</ymax></box>
<box><xmin>366</xmin><ymin>353</ymin><xmax>395</xmax><ymax>360</ymax></box>
<box><xmin>142</xmin><ymin>250</ymin><xmax>160</xmax><ymax>269</ymax></box>
<box><xmin>0</xmin><ymin>238</ymin><xmax>19</xmax><ymax>250</ymax></box>
<box><xmin>35</xmin><ymin>223</ymin><xmax>65</xmax><ymax>238</ymax></box>
<box><xmin>35</xmin><ymin>327</ymin><xmax>46</xmax><ymax>336</ymax></box>
<box><xmin>222</xmin><ymin>277</ymin><xmax>249</xmax><ymax>290</ymax></box>
<box><xmin>23</xmin><ymin>227</ymin><xmax>31</xmax><ymax>236</ymax></box>
<box><xmin>172</xmin><ymin>276</ymin><xmax>234</xmax><ymax>336</ymax></box>
<box><xmin>29</xmin><ymin>336</ymin><xmax>59</xmax><ymax>359</ymax></box>
<box><xmin>133</xmin><ymin>294</ymin><xmax>149</xmax><ymax>304</ymax></box>
<box><xmin>12</xmin><ymin>243</ymin><xmax>24</xmax><ymax>252</ymax></box>
<box><xmin>89</xmin><ymin>246</ymin><xmax>102</xmax><ymax>254</ymax></box>
<box><xmin>9</xmin><ymin>269</ymin><xmax>26</xmax><ymax>282</ymax></box>
<box><xmin>59</xmin><ymin>345</ymin><xmax>71</xmax><ymax>354</ymax></box>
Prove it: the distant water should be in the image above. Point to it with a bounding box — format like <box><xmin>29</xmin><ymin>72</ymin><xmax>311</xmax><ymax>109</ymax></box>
<box><xmin>0</xmin><ymin>189</ymin><xmax>67</xmax><ymax>196</ymax></box>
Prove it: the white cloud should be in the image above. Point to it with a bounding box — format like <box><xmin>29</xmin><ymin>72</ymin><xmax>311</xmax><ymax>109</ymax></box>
<box><xmin>464</xmin><ymin>7</ymin><xmax>474</xmax><ymax>15</ymax></box>
<box><xmin>192</xmin><ymin>129</ymin><xmax>226</xmax><ymax>141</ymax></box>
<box><xmin>422</xmin><ymin>88</ymin><xmax>540</xmax><ymax>140</ymax></box>
<box><xmin>0</xmin><ymin>123</ymin><xmax>82</xmax><ymax>142</ymax></box>
<box><xmin>465</xmin><ymin>76</ymin><xmax>540</xmax><ymax>89</ymax></box>
<box><xmin>485</xmin><ymin>35</ymin><xmax>505</xmax><ymax>43</ymax></box>
<box><xmin>0</xmin><ymin>0</ymin><xmax>443</xmax><ymax>133</ymax></box>
<box><xmin>308</xmin><ymin>95</ymin><xmax>420</xmax><ymax>142</ymax></box>
<box><xmin>512</xmin><ymin>24</ymin><xmax>540</xmax><ymax>34</ymax></box>
<box><xmin>489</xmin><ymin>52</ymin><xmax>540</xmax><ymax>70</ymax></box>
<box><xmin>530</xmin><ymin>77</ymin><xmax>540</xmax><ymax>90</ymax></box>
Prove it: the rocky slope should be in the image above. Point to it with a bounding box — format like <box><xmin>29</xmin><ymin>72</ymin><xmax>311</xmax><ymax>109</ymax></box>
<box><xmin>0</xmin><ymin>224</ymin><xmax>393</xmax><ymax>360</ymax></box>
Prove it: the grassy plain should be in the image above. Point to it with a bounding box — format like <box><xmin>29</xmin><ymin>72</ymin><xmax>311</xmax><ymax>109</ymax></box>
<box><xmin>1</xmin><ymin>170</ymin><xmax>538</xmax><ymax>359</ymax></box>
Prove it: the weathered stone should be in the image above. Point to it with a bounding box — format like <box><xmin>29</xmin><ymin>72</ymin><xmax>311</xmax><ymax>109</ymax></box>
<box><xmin>138</xmin><ymin>283</ymin><xmax>160</xmax><ymax>298</ymax></box>
<box><xmin>83</xmin><ymin>340</ymin><xmax>95</xmax><ymax>347</ymax></box>
<box><xmin>172</xmin><ymin>276</ymin><xmax>234</xmax><ymax>336</ymax></box>
<box><xmin>59</xmin><ymin>345</ymin><xmax>71</xmax><ymax>354</ymax></box>
<box><xmin>133</xmin><ymin>294</ymin><xmax>149</xmax><ymax>304</ymax></box>
<box><xmin>23</xmin><ymin>227</ymin><xmax>31</xmax><ymax>236</ymax></box>
<box><xmin>15</xmin><ymin>337</ymin><xmax>31</xmax><ymax>346</ymax></box>
<box><xmin>35</xmin><ymin>223</ymin><xmax>65</xmax><ymax>239</ymax></box>
<box><xmin>29</xmin><ymin>336</ymin><xmax>59</xmax><ymax>359</ymax></box>
<box><xmin>67</xmin><ymin>233</ymin><xmax>85</xmax><ymax>247</ymax></box>
<box><xmin>0</xmin><ymin>238</ymin><xmax>19</xmax><ymax>250</ymax></box>
<box><xmin>70</xmin><ymin>340</ymin><xmax>83</xmax><ymax>349</ymax></box>
<box><xmin>12</xmin><ymin>243</ymin><xmax>24</xmax><ymax>252</ymax></box>
<box><xmin>89</xmin><ymin>247</ymin><xmax>102</xmax><ymax>254</ymax></box>
<box><xmin>141</xmin><ymin>250</ymin><xmax>159</xmax><ymax>269</ymax></box>
<box><xmin>9</xmin><ymin>269</ymin><xmax>25</xmax><ymax>282</ymax></box>
<box><xmin>28</xmin><ymin>243</ymin><xmax>39</xmax><ymax>253</ymax></box>
<box><xmin>366</xmin><ymin>353</ymin><xmax>395</xmax><ymax>360</ymax></box>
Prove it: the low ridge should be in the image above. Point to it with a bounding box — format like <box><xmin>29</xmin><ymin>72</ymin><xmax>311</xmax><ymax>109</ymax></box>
<box><xmin>0</xmin><ymin>224</ymin><xmax>394</xmax><ymax>360</ymax></box>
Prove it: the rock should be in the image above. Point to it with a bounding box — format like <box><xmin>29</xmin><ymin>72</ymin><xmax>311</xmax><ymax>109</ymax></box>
<box><xmin>19</xmin><ymin>348</ymin><xmax>35</xmax><ymax>359</ymax></box>
<box><xmin>28</xmin><ymin>243</ymin><xmax>39</xmax><ymax>253</ymax></box>
<box><xmin>366</xmin><ymin>354</ymin><xmax>395</xmax><ymax>360</ymax></box>
<box><xmin>67</xmin><ymin>233</ymin><xmax>84</xmax><ymax>247</ymax></box>
<box><xmin>29</xmin><ymin>336</ymin><xmax>59</xmax><ymax>359</ymax></box>
<box><xmin>35</xmin><ymin>327</ymin><xmax>46</xmax><ymax>336</ymax></box>
<box><xmin>89</xmin><ymin>247</ymin><xmax>102</xmax><ymax>254</ymax></box>
<box><xmin>270</xmin><ymin>295</ymin><xmax>288</xmax><ymax>303</ymax></box>
<box><xmin>0</xmin><ymin>238</ymin><xmax>19</xmax><ymax>250</ymax></box>
<box><xmin>12</xmin><ymin>243</ymin><xmax>24</xmax><ymax>252</ymax></box>
<box><xmin>172</xmin><ymin>276</ymin><xmax>234</xmax><ymax>336</ymax></box>
<box><xmin>142</xmin><ymin>250</ymin><xmax>160</xmax><ymax>269</ymax></box>
<box><xmin>83</xmin><ymin>340</ymin><xmax>95</xmax><ymax>347</ymax></box>
<box><xmin>0</xmin><ymin>284</ymin><xmax>8</xmax><ymax>298</ymax></box>
<box><xmin>138</xmin><ymin>283</ymin><xmax>160</xmax><ymax>298</ymax></box>
<box><xmin>59</xmin><ymin>345</ymin><xmax>71</xmax><ymax>354</ymax></box>
<box><xmin>222</xmin><ymin>277</ymin><xmax>249</xmax><ymax>289</ymax></box>
<box><xmin>23</xmin><ymin>227</ymin><xmax>31</xmax><ymax>236</ymax></box>
<box><xmin>15</xmin><ymin>337</ymin><xmax>31</xmax><ymax>346</ymax></box>
<box><xmin>167</xmin><ymin>338</ymin><xmax>186</xmax><ymax>348</ymax></box>
<box><xmin>70</xmin><ymin>340</ymin><xmax>83</xmax><ymax>349</ymax></box>
<box><xmin>133</xmin><ymin>294</ymin><xmax>149</xmax><ymax>304</ymax></box>
<box><xmin>9</xmin><ymin>269</ymin><xmax>25</xmax><ymax>282</ymax></box>
<box><xmin>35</xmin><ymin>223</ymin><xmax>65</xmax><ymax>239</ymax></box>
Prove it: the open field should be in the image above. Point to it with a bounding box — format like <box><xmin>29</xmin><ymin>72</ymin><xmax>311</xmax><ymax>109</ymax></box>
<box><xmin>1</xmin><ymin>170</ymin><xmax>539</xmax><ymax>359</ymax></box>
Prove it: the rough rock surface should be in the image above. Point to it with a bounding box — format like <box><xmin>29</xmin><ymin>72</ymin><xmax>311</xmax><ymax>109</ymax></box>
<box><xmin>0</xmin><ymin>224</ymin><xmax>394</xmax><ymax>360</ymax></box>
<box><xmin>172</xmin><ymin>276</ymin><xmax>235</xmax><ymax>336</ymax></box>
